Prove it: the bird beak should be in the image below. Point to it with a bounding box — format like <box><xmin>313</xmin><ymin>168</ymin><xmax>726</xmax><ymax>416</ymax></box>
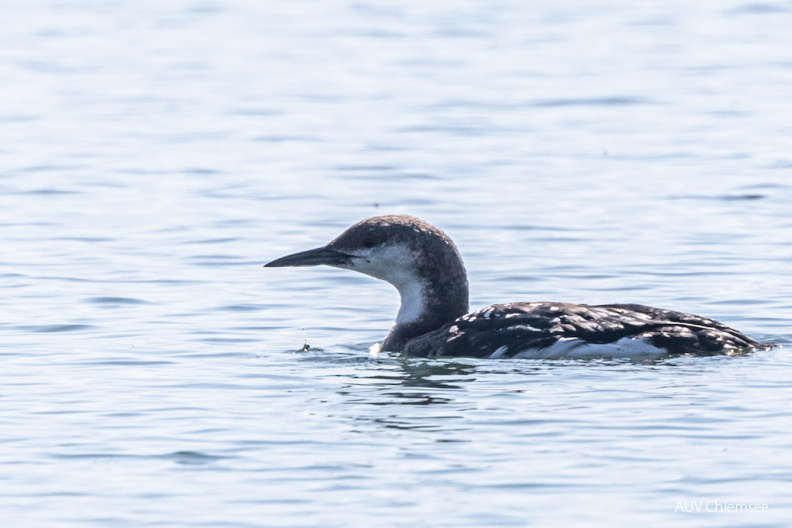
<box><xmin>264</xmin><ymin>246</ymin><xmax>353</xmax><ymax>268</ymax></box>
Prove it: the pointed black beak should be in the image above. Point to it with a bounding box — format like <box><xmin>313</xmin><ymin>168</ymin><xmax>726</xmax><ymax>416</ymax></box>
<box><xmin>264</xmin><ymin>246</ymin><xmax>353</xmax><ymax>268</ymax></box>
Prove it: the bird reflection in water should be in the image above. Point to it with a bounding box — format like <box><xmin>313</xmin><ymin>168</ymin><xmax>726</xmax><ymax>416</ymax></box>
<box><xmin>338</xmin><ymin>358</ymin><xmax>478</xmax><ymax>407</ymax></box>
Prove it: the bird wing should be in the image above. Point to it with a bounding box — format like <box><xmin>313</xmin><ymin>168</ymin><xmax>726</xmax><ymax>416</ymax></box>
<box><xmin>402</xmin><ymin>302</ymin><xmax>763</xmax><ymax>358</ymax></box>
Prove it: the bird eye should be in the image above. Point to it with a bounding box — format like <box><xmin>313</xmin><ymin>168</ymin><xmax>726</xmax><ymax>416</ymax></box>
<box><xmin>361</xmin><ymin>238</ymin><xmax>377</xmax><ymax>249</ymax></box>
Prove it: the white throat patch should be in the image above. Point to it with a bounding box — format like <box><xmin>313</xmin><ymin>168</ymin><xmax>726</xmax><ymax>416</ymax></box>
<box><xmin>339</xmin><ymin>244</ymin><xmax>428</xmax><ymax>325</ymax></box>
<box><xmin>394</xmin><ymin>280</ymin><xmax>426</xmax><ymax>325</ymax></box>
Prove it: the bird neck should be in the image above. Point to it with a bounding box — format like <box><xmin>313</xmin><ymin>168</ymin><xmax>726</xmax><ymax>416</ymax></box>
<box><xmin>382</xmin><ymin>270</ymin><xmax>469</xmax><ymax>352</ymax></box>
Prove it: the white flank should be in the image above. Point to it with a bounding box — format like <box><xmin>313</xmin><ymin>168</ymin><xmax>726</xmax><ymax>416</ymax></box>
<box><xmin>497</xmin><ymin>337</ymin><xmax>667</xmax><ymax>360</ymax></box>
<box><xmin>490</xmin><ymin>345</ymin><xmax>510</xmax><ymax>359</ymax></box>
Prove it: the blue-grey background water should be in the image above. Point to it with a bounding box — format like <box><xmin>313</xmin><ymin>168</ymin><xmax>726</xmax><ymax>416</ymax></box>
<box><xmin>2</xmin><ymin>1</ymin><xmax>792</xmax><ymax>526</ymax></box>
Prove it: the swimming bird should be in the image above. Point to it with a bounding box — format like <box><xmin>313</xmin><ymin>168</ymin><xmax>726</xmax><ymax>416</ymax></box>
<box><xmin>265</xmin><ymin>215</ymin><xmax>768</xmax><ymax>359</ymax></box>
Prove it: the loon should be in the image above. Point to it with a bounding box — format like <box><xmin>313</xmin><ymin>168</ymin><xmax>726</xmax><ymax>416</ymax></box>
<box><xmin>265</xmin><ymin>215</ymin><xmax>768</xmax><ymax>359</ymax></box>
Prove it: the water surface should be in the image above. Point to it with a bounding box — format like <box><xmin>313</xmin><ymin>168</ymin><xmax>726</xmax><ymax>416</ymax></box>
<box><xmin>1</xmin><ymin>1</ymin><xmax>791</xmax><ymax>526</ymax></box>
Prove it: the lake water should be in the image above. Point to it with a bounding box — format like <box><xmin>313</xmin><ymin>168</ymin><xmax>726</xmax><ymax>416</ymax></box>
<box><xmin>2</xmin><ymin>0</ymin><xmax>792</xmax><ymax>526</ymax></box>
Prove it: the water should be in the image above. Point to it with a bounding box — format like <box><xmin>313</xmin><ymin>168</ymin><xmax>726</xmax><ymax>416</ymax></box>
<box><xmin>2</xmin><ymin>0</ymin><xmax>792</xmax><ymax>526</ymax></box>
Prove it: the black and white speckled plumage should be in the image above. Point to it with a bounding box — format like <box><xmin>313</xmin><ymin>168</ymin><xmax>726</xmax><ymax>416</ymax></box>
<box><xmin>265</xmin><ymin>215</ymin><xmax>769</xmax><ymax>359</ymax></box>
<box><xmin>401</xmin><ymin>302</ymin><xmax>761</xmax><ymax>358</ymax></box>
